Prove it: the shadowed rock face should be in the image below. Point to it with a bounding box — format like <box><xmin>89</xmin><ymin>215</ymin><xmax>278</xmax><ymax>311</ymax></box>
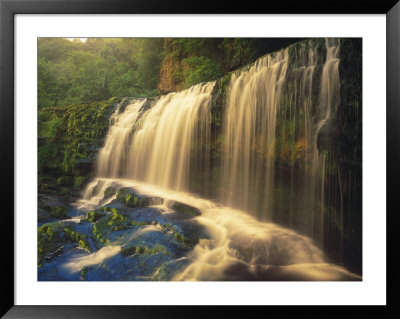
<box><xmin>317</xmin><ymin>118</ymin><xmax>342</xmax><ymax>153</ymax></box>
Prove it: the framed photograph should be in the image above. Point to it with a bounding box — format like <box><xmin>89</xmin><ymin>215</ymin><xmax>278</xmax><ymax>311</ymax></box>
<box><xmin>1</xmin><ymin>0</ymin><xmax>399</xmax><ymax>317</ymax></box>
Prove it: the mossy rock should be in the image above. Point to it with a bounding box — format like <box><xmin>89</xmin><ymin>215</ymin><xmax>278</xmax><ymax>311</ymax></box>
<box><xmin>73</xmin><ymin>176</ymin><xmax>86</xmax><ymax>188</ymax></box>
<box><xmin>80</xmin><ymin>266</ymin><xmax>92</xmax><ymax>280</ymax></box>
<box><xmin>63</xmin><ymin>227</ymin><xmax>92</xmax><ymax>252</ymax></box>
<box><xmin>38</xmin><ymin>97</ymin><xmax>120</xmax><ymax>197</ymax></box>
<box><xmin>104</xmin><ymin>186</ymin><xmax>117</xmax><ymax>199</ymax></box>
<box><xmin>120</xmin><ymin>244</ymin><xmax>168</xmax><ymax>257</ymax></box>
<box><xmin>86</xmin><ymin>211</ymin><xmax>105</xmax><ymax>223</ymax></box>
<box><xmin>56</xmin><ymin>176</ymin><xmax>73</xmax><ymax>187</ymax></box>
<box><xmin>171</xmin><ymin>202</ymin><xmax>201</xmax><ymax>217</ymax></box>
<box><xmin>38</xmin><ymin>223</ymin><xmax>65</xmax><ymax>267</ymax></box>
<box><xmin>49</xmin><ymin>206</ymin><xmax>68</xmax><ymax>219</ymax></box>
<box><xmin>92</xmin><ymin>208</ymin><xmax>132</xmax><ymax>241</ymax></box>
<box><xmin>38</xmin><ymin>223</ymin><xmax>91</xmax><ymax>267</ymax></box>
<box><xmin>116</xmin><ymin>187</ymin><xmax>162</xmax><ymax>208</ymax></box>
<box><xmin>316</xmin><ymin>118</ymin><xmax>342</xmax><ymax>153</ymax></box>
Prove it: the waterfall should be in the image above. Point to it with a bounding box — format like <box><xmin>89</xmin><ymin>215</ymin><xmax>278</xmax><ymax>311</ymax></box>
<box><xmin>221</xmin><ymin>49</ymin><xmax>288</xmax><ymax>214</ymax></box>
<box><xmin>125</xmin><ymin>83</ymin><xmax>213</xmax><ymax>191</ymax></box>
<box><xmin>97</xmin><ymin>98</ymin><xmax>146</xmax><ymax>177</ymax></box>
<box><xmin>94</xmin><ymin>83</ymin><xmax>213</xmax><ymax>191</ymax></box>
<box><xmin>75</xmin><ymin>38</ymin><xmax>361</xmax><ymax>279</ymax></box>
<box><xmin>312</xmin><ymin>38</ymin><xmax>341</xmax><ymax>242</ymax></box>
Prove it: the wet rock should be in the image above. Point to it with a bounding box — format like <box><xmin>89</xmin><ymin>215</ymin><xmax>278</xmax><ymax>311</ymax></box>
<box><xmin>317</xmin><ymin>118</ymin><xmax>341</xmax><ymax>153</ymax></box>
<box><xmin>38</xmin><ymin>193</ymin><xmax>72</xmax><ymax>221</ymax></box>
<box><xmin>116</xmin><ymin>187</ymin><xmax>163</xmax><ymax>207</ymax></box>
<box><xmin>103</xmin><ymin>186</ymin><xmax>117</xmax><ymax>199</ymax></box>
<box><xmin>170</xmin><ymin>201</ymin><xmax>201</xmax><ymax>217</ymax></box>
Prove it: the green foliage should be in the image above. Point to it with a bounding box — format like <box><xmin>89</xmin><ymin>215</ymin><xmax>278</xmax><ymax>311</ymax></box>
<box><xmin>183</xmin><ymin>56</ymin><xmax>222</xmax><ymax>88</ymax></box>
<box><xmin>162</xmin><ymin>38</ymin><xmax>300</xmax><ymax>89</ymax></box>
<box><xmin>38</xmin><ymin>38</ymin><xmax>164</xmax><ymax>108</ymax></box>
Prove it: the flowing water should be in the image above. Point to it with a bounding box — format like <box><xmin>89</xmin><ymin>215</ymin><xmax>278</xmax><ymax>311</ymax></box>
<box><xmin>73</xmin><ymin>38</ymin><xmax>361</xmax><ymax>280</ymax></box>
<box><xmin>221</xmin><ymin>48</ymin><xmax>288</xmax><ymax>214</ymax></box>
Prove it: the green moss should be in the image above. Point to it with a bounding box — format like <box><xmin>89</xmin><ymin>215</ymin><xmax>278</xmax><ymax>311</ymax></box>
<box><xmin>86</xmin><ymin>211</ymin><xmax>105</xmax><ymax>223</ymax></box>
<box><xmin>49</xmin><ymin>206</ymin><xmax>67</xmax><ymax>219</ymax></box>
<box><xmin>80</xmin><ymin>267</ymin><xmax>91</xmax><ymax>280</ymax></box>
<box><xmin>116</xmin><ymin>188</ymin><xmax>154</xmax><ymax>207</ymax></box>
<box><xmin>107</xmin><ymin>210</ymin><xmax>128</xmax><ymax>225</ymax></box>
<box><xmin>120</xmin><ymin>245</ymin><xmax>137</xmax><ymax>256</ymax></box>
<box><xmin>63</xmin><ymin>227</ymin><xmax>92</xmax><ymax>252</ymax></box>
<box><xmin>38</xmin><ymin>223</ymin><xmax>68</xmax><ymax>267</ymax></box>
<box><xmin>73</xmin><ymin>176</ymin><xmax>85</xmax><ymax>188</ymax></box>
<box><xmin>103</xmin><ymin>186</ymin><xmax>116</xmax><ymax>199</ymax></box>
<box><xmin>92</xmin><ymin>209</ymin><xmax>134</xmax><ymax>242</ymax></box>
<box><xmin>57</xmin><ymin>176</ymin><xmax>73</xmax><ymax>186</ymax></box>
<box><xmin>38</xmin><ymin>224</ymin><xmax>58</xmax><ymax>267</ymax></box>
<box><xmin>174</xmin><ymin>232</ymin><xmax>186</xmax><ymax>244</ymax></box>
<box><xmin>210</xmin><ymin>72</ymin><xmax>231</xmax><ymax>128</ymax></box>
<box><xmin>120</xmin><ymin>244</ymin><xmax>167</xmax><ymax>257</ymax></box>
<box><xmin>38</xmin><ymin>97</ymin><xmax>120</xmax><ymax>195</ymax></box>
<box><xmin>171</xmin><ymin>202</ymin><xmax>201</xmax><ymax>216</ymax></box>
<box><xmin>160</xmin><ymin>223</ymin><xmax>173</xmax><ymax>232</ymax></box>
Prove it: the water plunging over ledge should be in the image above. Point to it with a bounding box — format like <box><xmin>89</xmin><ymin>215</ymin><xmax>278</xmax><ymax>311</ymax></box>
<box><xmin>72</xmin><ymin>38</ymin><xmax>361</xmax><ymax>280</ymax></box>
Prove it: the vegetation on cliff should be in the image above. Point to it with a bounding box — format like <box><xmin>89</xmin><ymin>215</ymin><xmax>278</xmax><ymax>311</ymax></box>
<box><xmin>38</xmin><ymin>97</ymin><xmax>119</xmax><ymax>195</ymax></box>
<box><xmin>158</xmin><ymin>38</ymin><xmax>301</xmax><ymax>93</ymax></box>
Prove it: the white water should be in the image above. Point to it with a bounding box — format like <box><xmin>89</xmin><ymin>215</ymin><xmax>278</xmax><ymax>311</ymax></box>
<box><xmin>97</xmin><ymin>98</ymin><xmax>146</xmax><ymax>177</ymax></box>
<box><xmin>77</xmin><ymin>178</ymin><xmax>359</xmax><ymax>281</ymax></box>
<box><xmin>74</xmin><ymin>178</ymin><xmax>120</xmax><ymax>211</ymax></box>
<box><xmin>63</xmin><ymin>245</ymin><xmax>121</xmax><ymax>274</ymax></box>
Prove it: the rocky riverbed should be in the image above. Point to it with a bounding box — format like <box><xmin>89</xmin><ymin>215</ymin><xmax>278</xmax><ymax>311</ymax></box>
<box><xmin>38</xmin><ymin>185</ymin><xmax>209</xmax><ymax>281</ymax></box>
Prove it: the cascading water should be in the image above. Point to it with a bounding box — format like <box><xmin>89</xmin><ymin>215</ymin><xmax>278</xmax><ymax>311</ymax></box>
<box><xmin>97</xmin><ymin>98</ymin><xmax>146</xmax><ymax>178</ymax></box>
<box><xmin>95</xmin><ymin>83</ymin><xmax>213</xmax><ymax>191</ymax></box>
<box><xmin>219</xmin><ymin>38</ymin><xmax>348</xmax><ymax>262</ymax></box>
<box><xmin>73</xmin><ymin>38</ymin><xmax>361</xmax><ymax>280</ymax></box>
<box><xmin>125</xmin><ymin>83</ymin><xmax>213</xmax><ymax>191</ymax></box>
<box><xmin>312</xmin><ymin>38</ymin><xmax>341</xmax><ymax>242</ymax></box>
<box><xmin>221</xmin><ymin>48</ymin><xmax>288</xmax><ymax>215</ymax></box>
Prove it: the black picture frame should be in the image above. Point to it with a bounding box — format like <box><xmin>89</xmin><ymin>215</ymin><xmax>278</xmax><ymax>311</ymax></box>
<box><xmin>1</xmin><ymin>0</ymin><xmax>399</xmax><ymax>317</ymax></box>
